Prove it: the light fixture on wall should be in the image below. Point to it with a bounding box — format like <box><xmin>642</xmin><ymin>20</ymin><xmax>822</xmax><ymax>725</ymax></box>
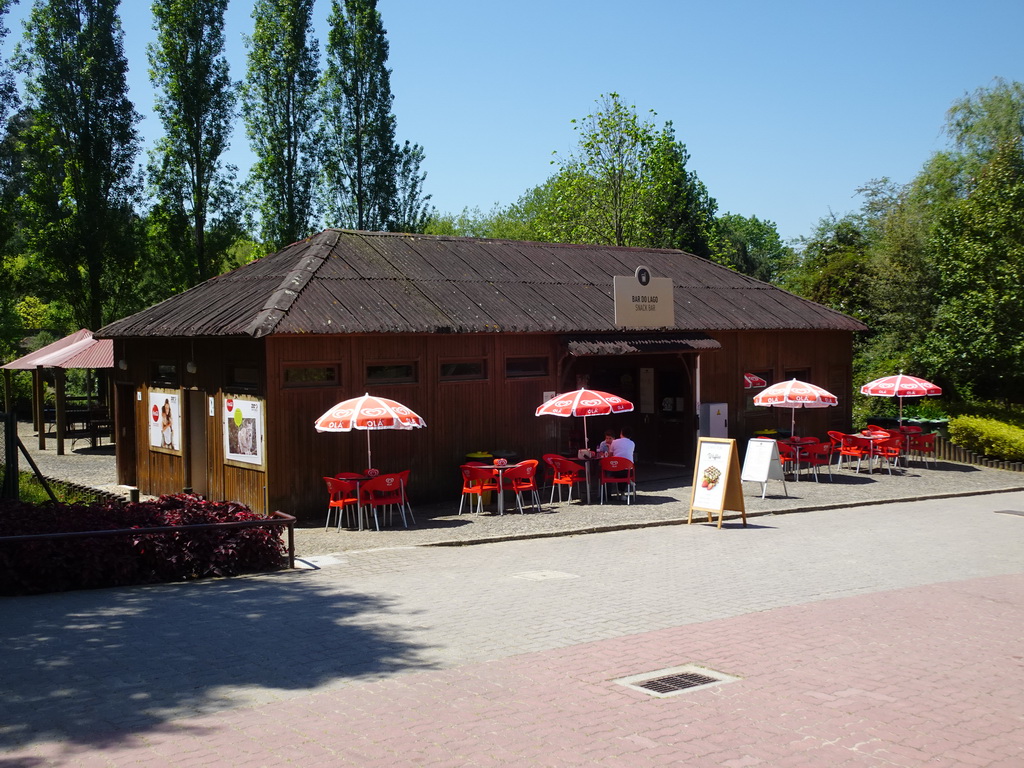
<box><xmin>186</xmin><ymin>361</ymin><xmax>197</xmax><ymax>374</ymax></box>
<box><xmin>118</xmin><ymin>359</ymin><xmax>128</xmax><ymax>371</ymax></box>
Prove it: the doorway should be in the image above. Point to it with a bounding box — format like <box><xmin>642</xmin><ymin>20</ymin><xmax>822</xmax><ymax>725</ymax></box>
<box><xmin>187</xmin><ymin>389</ymin><xmax>209</xmax><ymax>497</ymax></box>
<box><xmin>572</xmin><ymin>355</ymin><xmax>695</xmax><ymax>467</ymax></box>
<box><xmin>114</xmin><ymin>382</ymin><xmax>137</xmax><ymax>486</ymax></box>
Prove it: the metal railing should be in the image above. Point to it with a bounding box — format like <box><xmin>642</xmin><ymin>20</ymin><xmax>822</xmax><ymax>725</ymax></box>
<box><xmin>0</xmin><ymin>510</ymin><xmax>297</xmax><ymax>570</ymax></box>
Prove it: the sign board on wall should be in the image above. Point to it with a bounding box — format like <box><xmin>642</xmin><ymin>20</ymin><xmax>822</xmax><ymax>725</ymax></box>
<box><xmin>148</xmin><ymin>389</ymin><xmax>181</xmax><ymax>454</ymax></box>
<box><xmin>613</xmin><ymin>266</ymin><xmax>675</xmax><ymax>329</ymax></box>
<box><xmin>688</xmin><ymin>437</ymin><xmax>747</xmax><ymax>528</ymax></box>
<box><xmin>223</xmin><ymin>394</ymin><xmax>265</xmax><ymax>469</ymax></box>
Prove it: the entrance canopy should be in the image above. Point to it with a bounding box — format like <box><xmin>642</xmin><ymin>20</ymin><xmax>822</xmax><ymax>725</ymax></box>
<box><xmin>562</xmin><ymin>332</ymin><xmax>721</xmax><ymax>356</ymax></box>
<box><xmin>1</xmin><ymin>329</ymin><xmax>113</xmax><ymax>371</ymax></box>
<box><xmin>2</xmin><ymin>330</ymin><xmax>114</xmax><ymax>455</ymax></box>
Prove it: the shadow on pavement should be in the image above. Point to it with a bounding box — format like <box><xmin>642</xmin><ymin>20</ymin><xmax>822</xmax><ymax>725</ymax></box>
<box><xmin>0</xmin><ymin>575</ymin><xmax>439</xmax><ymax>751</ymax></box>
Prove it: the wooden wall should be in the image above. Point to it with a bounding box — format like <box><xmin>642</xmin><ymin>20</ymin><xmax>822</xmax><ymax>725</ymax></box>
<box><xmin>113</xmin><ymin>337</ymin><xmax>268</xmax><ymax>513</ymax></box>
<box><xmin>265</xmin><ymin>333</ymin><xmax>564</xmax><ymax>518</ymax></box>
<box><xmin>698</xmin><ymin>329</ymin><xmax>854</xmax><ymax>441</ymax></box>
<box><xmin>112</xmin><ymin>328</ymin><xmax>857</xmax><ymax>522</ymax></box>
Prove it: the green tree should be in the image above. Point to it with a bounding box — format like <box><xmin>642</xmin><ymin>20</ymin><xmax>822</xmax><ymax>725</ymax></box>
<box><xmin>786</xmin><ymin>214</ymin><xmax>873</xmax><ymax>324</ymax></box>
<box><xmin>926</xmin><ymin>141</ymin><xmax>1024</xmax><ymax>400</ymax></box>
<box><xmin>242</xmin><ymin>0</ymin><xmax>320</xmax><ymax>251</ymax></box>
<box><xmin>392</xmin><ymin>139</ymin><xmax>431</xmax><ymax>233</ymax></box>
<box><xmin>715</xmin><ymin>213</ymin><xmax>791</xmax><ymax>283</ymax></box>
<box><xmin>532</xmin><ymin>93</ymin><xmax>717</xmax><ymax>254</ymax></box>
<box><xmin>14</xmin><ymin>0</ymin><xmax>142</xmax><ymax>330</ymax></box>
<box><xmin>148</xmin><ymin>0</ymin><xmax>241</xmax><ymax>290</ymax></box>
<box><xmin>0</xmin><ymin>0</ymin><xmax>22</xmax><ymax>359</ymax></box>
<box><xmin>321</xmin><ymin>0</ymin><xmax>429</xmax><ymax>232</ymax></box>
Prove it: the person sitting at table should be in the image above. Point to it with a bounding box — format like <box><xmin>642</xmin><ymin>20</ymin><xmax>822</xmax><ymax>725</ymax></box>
<box><xmin>604</xmin><ymin>427</ymin><xmax>636</xmax><ymax>500</ymax></box>
<box><xmin>610</xmin><ymin>427</ymin><xmax>635</xmax><ymax>463</ymax></box>
<box><xmin>595</xmin><ymin>430</ymin><xmax>615</xmax><ymax>456</ymax></box>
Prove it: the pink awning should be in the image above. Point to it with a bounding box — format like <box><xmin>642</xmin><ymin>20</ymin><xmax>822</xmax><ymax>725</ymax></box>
<box><xmin>1</xmin><ymin>329</ymin><xmax>113</xmax><ymax>370</ymax></box>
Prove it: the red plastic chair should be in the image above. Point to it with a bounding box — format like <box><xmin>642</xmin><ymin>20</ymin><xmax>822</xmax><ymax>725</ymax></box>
<box><xmin>776</xmin><ymin>442</ymin><xmax>801</xmax><ymax>478</ymax></box>
<box><xmin>598</xmin><ymin>456</ymin><xmax>636</xmax><ymax>504</ymax></box>
<box><xmin>459</xmin><ymin>464</ymin><xmax>498</xmax><ymax>515</ymax></box>
<box><xmin>323</xmin><ymin>476</ymin><xmax>360</xmax><ymax>530</ymax></box>
<box><xmin>549</xmin><ymin>457</ymin><xmax>587</xmax><ymax>503</ymax></box>
<box><xmin>837</xmin><ymin>434</ymin><xmax>873</xmax><ymax>472</ymax></box>
<box><xmin>871</xmin><ymin>435</ymin><xmax>903</xmax><ymax>474</ymax></box>
<box><xmin>541</xmin><ymin>453</ymin><xmax>561</xmax><ymax>491</ymax></box>
<box><xmin>499</xmin><ymin>459</ymin><xmax>541</xmax><ymax>513</ymax></box>
<box><xmin>908</xmin><ymin>432</ymin><xmax>938</xmax><ymax>467</ymax></box>
<box><xmin>392</xmin><ymin>469</ymin><xmax>415</xmax><ymax>524</ymax></box>
<box><xmin>360</xmin><ymin>474</ymin><xmax>408</xmax><ymax>530</ymax></box>
<box><xmin>802</xmin><ymin>442</ymin><xmax>833</xmax><ymax>482</ymax></box>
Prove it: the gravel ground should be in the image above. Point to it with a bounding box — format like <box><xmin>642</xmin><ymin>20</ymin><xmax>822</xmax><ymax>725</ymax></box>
<box><xmin>16</xmin><ymin>420</ymin><xmax>1024</xmax><ymax>558</ymax></box>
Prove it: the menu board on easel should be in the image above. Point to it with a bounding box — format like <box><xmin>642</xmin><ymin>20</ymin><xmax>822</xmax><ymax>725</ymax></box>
<box><xmin>741</xmin><ymin>438</ymin><xmax>787</xmax><ymax>499</ymax></box>
<box><xmin>688</xmin><ymin>437</ymin><xmax>747</xmax><ymax>528</ymax></box>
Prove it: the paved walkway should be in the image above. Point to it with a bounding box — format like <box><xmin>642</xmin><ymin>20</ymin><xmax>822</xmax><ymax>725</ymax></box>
<box><xmin>2</xmin><ymin>488</ymin><xmax>1023</xmax><ymax>765</ymax></box>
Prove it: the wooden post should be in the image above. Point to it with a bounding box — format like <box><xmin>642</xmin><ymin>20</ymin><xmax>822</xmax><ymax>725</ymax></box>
<box><xmin>35</xmin><ymin>366</ymin><xmax>46</xmax><ymax>450</ymax></box>
<box><xmin>54</xmin><ymin>369</ymin><xmax>66</xmax><ymax>456</ymax></box>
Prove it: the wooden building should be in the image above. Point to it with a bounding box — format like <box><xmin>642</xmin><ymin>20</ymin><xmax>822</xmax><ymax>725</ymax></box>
<box><xmin>96</xmin><ymin>229</ymin><xmax>866</xmax><ymax>520</ymax></box>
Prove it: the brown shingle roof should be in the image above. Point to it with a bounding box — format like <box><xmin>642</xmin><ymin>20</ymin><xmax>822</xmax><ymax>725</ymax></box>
<box><xmin>97</xmin><ymin>229</ymin><xmax>866</xmax><ymax>338</ymax></box>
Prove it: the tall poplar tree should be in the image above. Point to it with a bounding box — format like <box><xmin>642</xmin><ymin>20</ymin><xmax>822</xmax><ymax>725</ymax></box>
<box><xmin>322</xmin><ymin>0</ymin><xmax>429</xmax><ymax>232</ymax></box>
<box><xmin>148</xmin><ymin>0</ymin><xmax>240</xmax><ymax>289</ymax></box>
<box><xmin>14</xmin><ymin>0</ymin><xmax>142</xmax><ymax>330</ymax></box>
<box><xmin>0</xmin><ymin>0</ymin><xmax>22</xmax><ymax>356</ymax></box>
<box><xmin>242</xmin><ymin>0</ymin><xmax>319</xmax><ymax>251</ymax></box>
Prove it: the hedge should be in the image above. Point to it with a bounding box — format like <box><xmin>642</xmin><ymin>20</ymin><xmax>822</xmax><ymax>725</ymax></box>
<box><xmin>0</xmin><ymin>493</ymin><xmax>288</xmax><ymax>595</ymax></box>
<box><xmin>947</xmin><ymin>416</ymin><xmax>1024</xmax><ymax>463</ymax></box>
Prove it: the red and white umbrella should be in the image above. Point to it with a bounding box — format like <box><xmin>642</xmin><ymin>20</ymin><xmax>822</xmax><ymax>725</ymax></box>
<box><xmin>860</xmin><ymin>374</ymin><xmax>942</xmax><ymax>426</ymax></box>
<box><xmin>743</xmin><ymin>372</ymin><xmax>768</xmax><ymax>389</ymax></box>
<box><xmin>315</xmin><ymin>393</ymin><xmax>425</xmax><ymax>468</ymax></box>
<box><xmin>535</xmin><ymin>389</ymin><xmax>634</xmax><ymax>448</ymax></box>
<box><xmin>752</xmin><ymin>379</ymin><xmax>838</xmax><ymax>435</ymax></box>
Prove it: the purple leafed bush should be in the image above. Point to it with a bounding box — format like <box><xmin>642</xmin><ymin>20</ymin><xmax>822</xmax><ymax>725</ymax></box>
<box><xmin>0</xmin><ymin>494</ymin><xmax>288</xmax><ymax>595</ymax></box>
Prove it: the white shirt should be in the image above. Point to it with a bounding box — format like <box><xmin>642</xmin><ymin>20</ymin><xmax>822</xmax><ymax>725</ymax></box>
<box><xmin>609</xmin><ymin>436</ymin><xmax>635</xmax><ymax>463</ymax></box>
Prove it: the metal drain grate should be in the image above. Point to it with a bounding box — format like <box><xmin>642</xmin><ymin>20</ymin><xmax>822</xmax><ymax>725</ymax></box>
<box><xmin>614</xmin><ymin>664</ymin><xmax>740</xmax><ymax>698</ymax></box>
<box><xmin>637</xmin><ymin>671</ymin><xmax>720</xmax><ymax>694</ymax></box>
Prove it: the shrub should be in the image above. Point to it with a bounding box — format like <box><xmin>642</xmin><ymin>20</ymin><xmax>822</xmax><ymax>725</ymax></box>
<box><xmin>0</xmin><ymin>494</ymin><xmax>288</xmax><ymax>595</ymax></box>
<box><xmin>948</xmin><ymin>416</ymin><xmax>1024</xmax><ymax>462</ymax></box>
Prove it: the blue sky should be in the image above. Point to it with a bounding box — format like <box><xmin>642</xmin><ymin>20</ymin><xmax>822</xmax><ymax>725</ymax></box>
<box><xmin>5</xmin><ymin>0</ymin><xmax>1023</xmax><ymax>242</ymax></box>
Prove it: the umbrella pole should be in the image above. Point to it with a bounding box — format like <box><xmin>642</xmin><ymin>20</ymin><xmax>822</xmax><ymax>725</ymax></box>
<box><xmin>898</xmin><ymin>396</ymin><xmax>904</xmax><ymax>428</ymax></box>
<box><xmin>583</xmin><ymin>416</ymin><xmax>589</xmax><ymax>451</ymax></box>
<box><xmin>790</xmin><ymin>408</ymin><xmax>796</xmax><ymax>436</ymax></box>
<box><xmin>366</xmin><ymin>431</ymin><xmax>372</xmax><ymax>470</ymax></box>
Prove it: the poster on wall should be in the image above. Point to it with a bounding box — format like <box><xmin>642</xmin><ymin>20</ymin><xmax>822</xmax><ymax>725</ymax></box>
<box><xmin>148</xmin><ymin>389</ymin><xmax>182</xmax><ymax>453</ymax></box>
<box><xmin>224</xmin><ymin>394</ymin><xmax>265</xmax><ymax>468</ymax></box>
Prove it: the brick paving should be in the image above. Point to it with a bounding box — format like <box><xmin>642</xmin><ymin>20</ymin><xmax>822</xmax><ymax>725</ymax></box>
<box><xmin>2</xmin><ymin>490</ymin><xmax>1024</xmax><ymax>765</ymax></box>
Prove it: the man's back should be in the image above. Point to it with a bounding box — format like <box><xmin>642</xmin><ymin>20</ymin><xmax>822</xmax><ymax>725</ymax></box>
<box><xmin>610</xmin><ymin>436</ymin><xmax>635</xmax><ymax>463</ymax></box>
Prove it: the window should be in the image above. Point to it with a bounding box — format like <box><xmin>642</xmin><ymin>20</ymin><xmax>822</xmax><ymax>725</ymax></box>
<box><xmin>745</xmin><ymin>369</ymin><xmax>774</xmax><ymax>410</ymax></box>
<box><xmin>151</xmin><ymin>362</ymin><xmax>178</xmax><ymax>387</ymax></box>
<box><xmin>283</xmin><ymin>364</ymin><xmax>338</xmax><ymax>388</ymax></box>
<box><xmin>228</xmin><ymin>364</ymin><xmax>261</xmax><ymax>392</ymax></box>
<box><xmin>367</xmin><ymin>362</ymin><xmax>418</xmax><ymax>384</ymax></box>
<box><xmin>505</xmin><ymin>356</ymin><xmax>549</xmax><ymax>379</ymax></box>
<box><xmin>440</xmin><ymin>359</ymin><xmax>487</xmax><ymax>382</ymax></box>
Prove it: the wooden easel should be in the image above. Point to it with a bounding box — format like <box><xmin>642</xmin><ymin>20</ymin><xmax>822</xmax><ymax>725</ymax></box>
<box><xmin>688</xmin><ymin>437</ymin><xmax>747</xmax><ymax>528</ymax></box>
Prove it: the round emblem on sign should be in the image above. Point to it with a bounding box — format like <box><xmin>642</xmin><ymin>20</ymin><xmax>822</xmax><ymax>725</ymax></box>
<box><xmin>635</xmin><ymin>266</ymin><xmax>651</xmax><ymax>286</ymax></box>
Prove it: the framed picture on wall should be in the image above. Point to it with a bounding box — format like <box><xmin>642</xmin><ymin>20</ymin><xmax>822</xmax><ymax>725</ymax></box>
<box><xmin>148</xmin><ymin>389</ymin><xmax>182</xmax><ymax>455</ymax></box>
<box><xmin>223</xmin><ymin>393</ymin><xmax>265</xmax><ymax>469</ymax></box>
